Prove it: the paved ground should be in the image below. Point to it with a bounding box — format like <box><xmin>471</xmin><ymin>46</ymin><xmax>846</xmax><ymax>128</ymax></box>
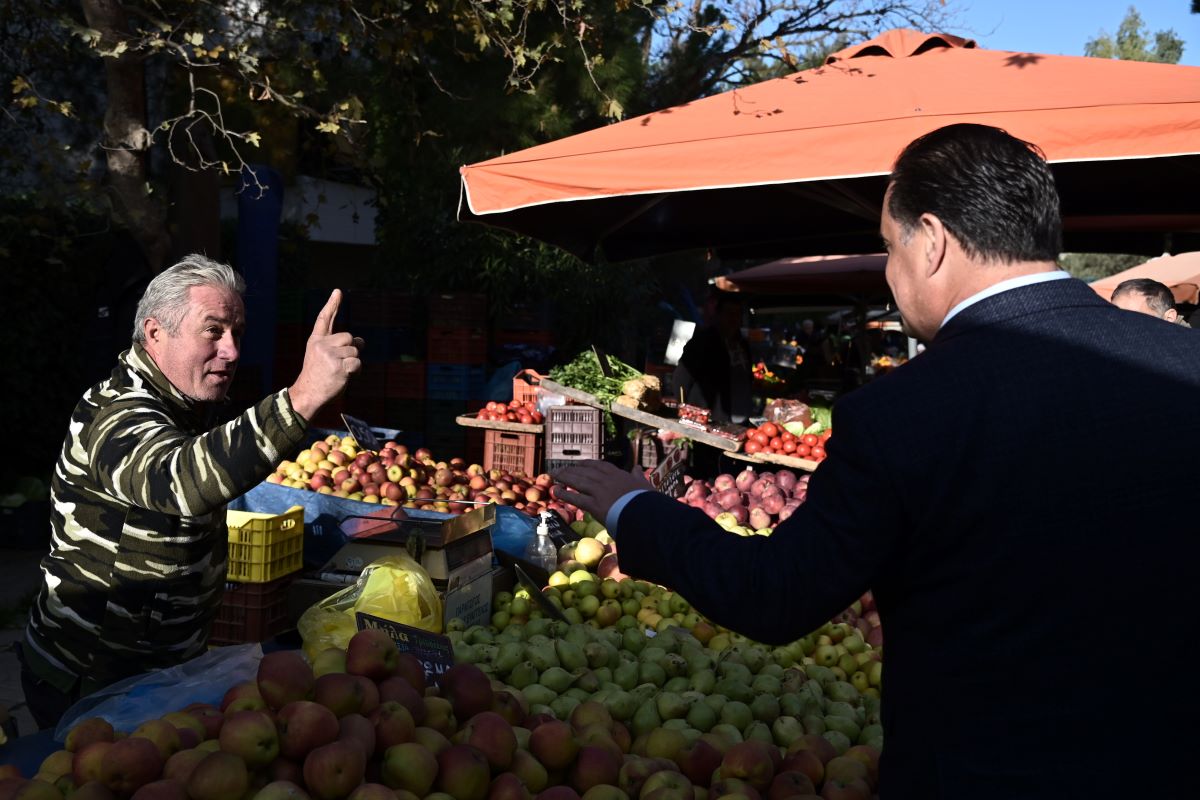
<box><xmin>0</xmin><ymin>547</ymin><xmax>46</xmax><ymax>739</ymax></box>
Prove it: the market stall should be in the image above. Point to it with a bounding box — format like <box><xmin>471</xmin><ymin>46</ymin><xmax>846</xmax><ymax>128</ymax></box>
<box><xmin>460</xmin><ymin>29</ymin><xmax>1200</xmax><ymax>262</ymax></box>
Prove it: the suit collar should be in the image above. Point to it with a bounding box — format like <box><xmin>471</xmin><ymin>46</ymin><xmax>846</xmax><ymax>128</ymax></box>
<box><xmin>932</xmin><ymin>277</ymin><xmax>1108</xmax><ymax>346</ymax></box>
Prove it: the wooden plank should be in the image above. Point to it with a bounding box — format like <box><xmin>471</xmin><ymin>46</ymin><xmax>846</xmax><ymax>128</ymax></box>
<box><xmin>608</xmin><ymin>402</ymin><xmax>742</xmax><ymax>451</ymax></box>
<box><xmin>455</xmin><ymin>415</ymin><xmax>544</xmax><ymax>434</ymax></box>
<box><xmin>539</xmin><ymin>378</ymin><xmax>605</xmax><ymax>409</ymax></box>
<box><xmin>724</xmin><ymin>449</ymin><xmax>819</xmax><ymax>472</ymax></box>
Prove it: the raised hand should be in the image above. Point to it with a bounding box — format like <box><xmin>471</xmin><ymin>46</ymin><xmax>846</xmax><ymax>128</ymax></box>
<box><xmin>288</xmin><ymin>289</ymin><xmax>363</xmax><ymax>421</ymax></box>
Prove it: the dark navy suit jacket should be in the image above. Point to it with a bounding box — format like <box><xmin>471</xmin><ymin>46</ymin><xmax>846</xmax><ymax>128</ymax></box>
<box><xmin>616</xmin><ymin>278</ymin><xmax>1200</xmax><ymax>798</ymax></box>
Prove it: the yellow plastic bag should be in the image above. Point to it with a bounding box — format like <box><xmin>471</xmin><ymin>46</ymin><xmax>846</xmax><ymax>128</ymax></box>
<box><xmin>297</xmin><ymin>552</ymin><xmax>443</xmax><ymax>661</ymax></box>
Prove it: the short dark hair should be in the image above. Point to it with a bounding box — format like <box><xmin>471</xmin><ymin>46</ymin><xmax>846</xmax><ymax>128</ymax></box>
<box><xmin>1112</xmin><ymin>278</ymin><xmax>1176</xmax><ymax>315</ymax></box>
<box><xmin>887</xmin><ymin>123</ymin><xmax>1062</xmax><ymax>264</ymax></box>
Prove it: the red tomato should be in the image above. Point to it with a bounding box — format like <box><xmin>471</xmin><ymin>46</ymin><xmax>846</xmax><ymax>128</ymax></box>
<box><xmin>745</xmin><ymin>440</ymin><xmax>763</xmax><ymax>454</ymax></box>
<box><xmin>751</xmin><ymin>431</ymin><xmax>770</xmax><ymax>447</ymax></box>
<box><xmin>531</xmin><ymin>411</ymin><xmax>544</xmax><ymax>424</ymax></box>
<box><xmin>769</xmin><ymin>437</ymin><xmax>783</xmax><ymax>451</ymax></box>
<box><xmin>811</xmin><ymin>445</ymin><xmax>827</xmax><ymax>460</ymax></box>
<box><xmin>801</xmin><ymin>434</ymin><xmax>819</xmax><ymax>447</ymax></box>
<box><xmin>795</xmin><ymin>444</ymin><xmax>811</xmax><ymax>457</ymax></box>
<box><xmin>518</xmin><ymin>414</ymin><xmax>534</xmax><ymax>425</ymax></box>
<box><xmin>760</xmin><ymin>422</ymin><xmax>779</xmax><ymax>439</ymax></box>
<box><xmin>820</xmin><ymin>429</ymin><xmax>833</xmax><ymax>441</ymax></box>
<box><xmin>509</xmin><ymin>400</ymin><xmax>522</xmax><ymax>409</ymax></box>
<box><xmin>781</xmin><ymin>431</ymin><xmax>796</xmax><ymax>443</ymax></box>
<box><xmin>782</xmin><ymin>439</ymin><xmax>797</xmax><ymax>453</ymax></box>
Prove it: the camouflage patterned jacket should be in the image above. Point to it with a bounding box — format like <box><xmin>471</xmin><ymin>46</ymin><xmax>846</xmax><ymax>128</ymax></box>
<box><xmin>24</xmin><ymin>345</ymin><xmax>307</xmax><ymax>695</ymax></box>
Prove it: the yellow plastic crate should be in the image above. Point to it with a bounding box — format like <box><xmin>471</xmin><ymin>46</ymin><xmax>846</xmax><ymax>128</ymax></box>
<box><xmin>226</xmin><ymin>505</ymin><xmax>305</xmax><ymax>583</ymax></box>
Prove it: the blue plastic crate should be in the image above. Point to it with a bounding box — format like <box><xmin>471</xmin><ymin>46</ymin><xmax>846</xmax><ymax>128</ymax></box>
<box><xmin>427</xmin><ymin>363</ymin><xmax>486</xmax><ymax>400</ymax></box>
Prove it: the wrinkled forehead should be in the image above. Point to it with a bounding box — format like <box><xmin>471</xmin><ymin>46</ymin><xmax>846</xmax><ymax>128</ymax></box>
<box><xmin>187</xmin><ymin>284</ymin><xmax>245</xmax><ymax>322</ymax></box>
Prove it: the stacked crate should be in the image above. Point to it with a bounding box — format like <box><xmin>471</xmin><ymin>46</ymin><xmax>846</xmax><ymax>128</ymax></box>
<box><xmin>426</xmin><ymin>294</ymin><xmax>488</xmax><ymax>460</ymax></box>
<box><xmin>544</xmin><ymin>405</ymin><xmax>604</xmax><ymax>473</ymax></box>
<box><xmin>211</xmin><ymin>506</ymin><xmax>305</xmax><ymax>645</ymax></box>
<box><xmin>481</xmin><ymin>371</ymin><xmax>545</xmax><ymax>477</ymax></box>
<box><xmin>343</xmin><ymin>290</ymin><xmax>423</xmax><ymax>430</ymax></box>
<box><xmin>492</xmin><ymin>301</ymin><xmax>555</xmax><ymax>366</ymax></box>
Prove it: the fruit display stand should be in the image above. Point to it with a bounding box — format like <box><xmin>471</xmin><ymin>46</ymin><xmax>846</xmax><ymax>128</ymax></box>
<box><xmin>725</xmin><ymin>448</ymin><xmax>820</xmax><ymax>473</ymax></box>
<box><xmin>454</xmin><ymin>415</ymin><xmax>544</xmax><ymax>435</ymax></box>
<box><xmin>539</xmin><ymin>378</ymin><xmax>744</xmax><ymax>453</ymax></box>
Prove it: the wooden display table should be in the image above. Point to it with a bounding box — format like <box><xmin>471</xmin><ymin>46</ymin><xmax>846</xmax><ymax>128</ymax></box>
<box><xmin>539</xmin><ymin>379</ymin><xmax>742</xmax><ymax>451</ymax></box>
<box><xmin>455</xmin><ymin>415</ymin><xmax>544</xmax><ymax>434</ymax></box>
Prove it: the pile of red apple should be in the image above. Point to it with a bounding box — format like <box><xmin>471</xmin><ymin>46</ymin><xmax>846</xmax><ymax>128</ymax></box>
<box><xmin>741</xmin><ymin>421</ymin><xmax>831</xmax><ymax>462</ymax></box>
<box><xmin>266</xmin><ymin>435</ymin><xmax>578</xmax><ymax>521</ymax></box>
<box><xmin>678</xmin><ymin>467</ymin><xmax>810</xmax><ymax>531</ymax></box>
<box><xmin>476</xmin><ymin>400</ymin><xmax>544</xmax><ymax>425</ymax></box>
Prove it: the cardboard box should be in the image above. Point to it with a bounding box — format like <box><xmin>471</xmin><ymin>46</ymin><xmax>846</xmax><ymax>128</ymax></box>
<box><xmin>287</xmin><ymin>504</ymin><xmax>498</xmax><ymax>629</ymax></box>
<box><xmin>442</xmin><ymin>555</ymin><xmax>495</xmax><ymax>629</ymax></box>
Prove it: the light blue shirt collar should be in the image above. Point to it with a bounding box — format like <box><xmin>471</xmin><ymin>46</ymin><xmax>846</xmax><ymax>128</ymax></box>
<box><xmin>940</xmin><ymin>270</ymin><xmax>1072</xmax><ymax>329</ymax></box>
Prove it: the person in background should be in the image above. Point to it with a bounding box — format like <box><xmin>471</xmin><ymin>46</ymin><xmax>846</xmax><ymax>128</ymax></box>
<box><xmin>673</xmin><ymin>292</ymin><xmax>753</xmax><ymax>424</ymax></box>
<box><xmin>554</xmin><ymin>123</ymin><xmax>1200</xmax><ymax>798</ymax></box>
<box><xmin>1110</xmin><ymin>277</ymin><xmax>1182</xmax><ymax>323</ymax></box>
<box><xmin>19</xmin><ymin>254</ymin><xmax>361</xmax><ymax>731</ymax></box>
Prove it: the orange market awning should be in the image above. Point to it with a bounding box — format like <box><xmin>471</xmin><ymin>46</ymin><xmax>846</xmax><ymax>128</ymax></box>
<box><xmin>459</xmin><ymin>29</ymin><xmax>1200</xmax><ymax>262</ymax></box>
<box><xmin>1090</xmin><ymin>252</ymin><xmax>1200</xmax><ymax>305</ymax></box>
<box><xmin>714</xmin><ymin>254</ymin><xmax>888</xmax><ymax>300</ymax></box>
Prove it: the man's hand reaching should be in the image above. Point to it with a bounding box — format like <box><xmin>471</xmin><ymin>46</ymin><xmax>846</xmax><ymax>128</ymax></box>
<box><xmin>552</xmin><ymin>460</ymin><xmax>653</xmax><ymax>528</ymax></box>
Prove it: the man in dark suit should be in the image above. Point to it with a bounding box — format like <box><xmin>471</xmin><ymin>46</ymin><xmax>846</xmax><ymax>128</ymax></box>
<box><xmin>554</xmin><ymin>124</ymin><xmax>1200</xmax><ymax>798</ymax></box>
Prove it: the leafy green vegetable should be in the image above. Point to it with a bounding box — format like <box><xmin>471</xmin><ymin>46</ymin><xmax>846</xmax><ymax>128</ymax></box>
<box><xmin>810</xmin><ymin>406</ymin><xmax>833</xmax><ymax>431</ymax></box>
<box><xmin>549</xmin><ymin>350</ymin><xmax>643</xmax><ymax>434</ymax></box>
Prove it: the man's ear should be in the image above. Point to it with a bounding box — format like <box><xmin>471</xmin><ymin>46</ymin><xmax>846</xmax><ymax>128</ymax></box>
<box><xmin>143</xmin><ymin>317</ymin><xmax>163</xmax><ymax>348</ymax></box>
<box><xmin>918</xmin><ymin>212</ymin><xmax>948</xmax><ymax>278</ymax></box>
<box><xmin>1165</xmin><ymin>308</ymin><xmax>1179</xmax><ymax>322</ymax></box>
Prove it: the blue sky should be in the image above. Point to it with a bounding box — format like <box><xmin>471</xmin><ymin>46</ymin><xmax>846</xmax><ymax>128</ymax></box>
<box><xmin>946</xmin><ymin>1</ymin><xmax>1200</xmax><ymax>65</ymax></box>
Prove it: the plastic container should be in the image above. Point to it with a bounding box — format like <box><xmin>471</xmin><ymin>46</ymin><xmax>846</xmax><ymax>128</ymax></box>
<box><xmin>427</xmin><ymin>363</ymin><xmax>487</xmax><ymax>401</ymax></box>
<box><xmin>226</xmin><ymin>506</ymin><xmax>305</xmax><ymax>583</ymax></box>
<box><xmin>484</xmin><ymin>430</ymin><xmax>542</xmax><ymax>477</ymax></box>
<box><xmin>429</xmin><ymin>293</ymin><xmax>488</xmax><ymax>329</ymax></box>
<box><xmin>386</xmin><ymin>361</ymin><xmax>427</xmax><ymax>400</ymax></box>
<box><xmin>208</xmin><ymin>576</ymin><xmax>295</xmax><ymax>645</ymax></box>
<box><xmin>546</xmin><ymin>405</ymin><xmax>603</xmax><ymax>461</ymax></box>
<box><xmin>526</xmin><ymin>512</ymin><xmax>558</xmax><ymax>574</ymax></box>
<box><xmin>512</xmin><ymin>369</ymin><xmax>542</xmax><ymax>407</ymax></box>
<box><xmin>427</xmin><ymin>328</ymin><xmax>488</xmax><ymax>364</ymax></box>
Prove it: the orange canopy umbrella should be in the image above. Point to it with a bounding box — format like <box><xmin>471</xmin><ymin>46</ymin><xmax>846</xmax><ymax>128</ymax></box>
<box><xmin>714</xmin><ymin>254</ymin><xmax>888</xmax><ymax>300</ymax></box>
<box><xmin>459</xmin><ymin>29</ymin><xmax>1200</xmax><ymax>262</ymax></box>
<box><xmin>1090</xmin><ymin>252</ymin><xmax>1200</xmax><ymax>305</ymax></box>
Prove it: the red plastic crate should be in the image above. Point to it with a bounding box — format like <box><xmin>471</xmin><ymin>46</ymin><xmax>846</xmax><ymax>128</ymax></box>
<box><xmin>429</xmin><ymin>293</ymin><xmax>487</xmax><ymax>328</ymax></box>
<box><xmin>546</xmin><ymin>405</ymin><xmax>603</xmax><ymax>461</ymax></box>
<box><xmin>484</xmin><ymin>429</ymin><xmax>542</xmax><ymax>478</ymax></box>
<box><xmin>209</xmin><ymin>576</ymin><xmax>294</xmax><ymax>645</ymax></box>
<box><xmin>512</xmin><ymin>369</ymin><xmax>542</xmax><ymax>406</ymax></box>
<box><xmin>427</xmin><ymin>328</ymin><xmax>488</xmax><ymax>364</ymax></box>
<box><xmin>386</xmin><ymin>361</ymin><xmax>427</xmax><ymax>400</ymax></box>
<box><xmin>495</xmin><ymin>329</ymin><xmax>555</xmax><ymax>348</ymax></box>
<box><xmin>347</xmin><ymin>363</ymin><xmax>387</xmax><ymax>400</ymax></box>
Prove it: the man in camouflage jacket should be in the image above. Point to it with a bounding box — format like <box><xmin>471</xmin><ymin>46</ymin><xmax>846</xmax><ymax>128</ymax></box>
<box><xmin>20</xmin><ymin>254</ymin><xmax>360</xmax><ymax>730</ymax></box>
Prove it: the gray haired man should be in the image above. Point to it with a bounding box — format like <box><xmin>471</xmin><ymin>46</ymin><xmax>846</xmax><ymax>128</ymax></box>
<box><xmin>19</xmin><ymin>254</ymin><xmax>360</xmax><ymax>730</ymax></box>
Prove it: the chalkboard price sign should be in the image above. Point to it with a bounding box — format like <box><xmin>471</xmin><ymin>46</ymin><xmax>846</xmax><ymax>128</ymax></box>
<box><xmin>341</xmin><ymin>414</ymin><xmax>382</xmax><ymax>452</ymax></box>
<box><xmin>355</xmin><ymin>612</ymin><xmax>455</xmax><ymax>687</ymax></box>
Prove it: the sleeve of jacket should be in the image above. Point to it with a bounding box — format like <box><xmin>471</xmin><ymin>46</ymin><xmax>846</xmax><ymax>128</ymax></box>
<box><xmin>86</xmin><ymin>389</ymin><xmax>309</xmax><ymax>517</ymax></box>
<box><xmin>613</xmin><ymin>394</ymin><xmax>906</xmax><ymax>644</ymax></box>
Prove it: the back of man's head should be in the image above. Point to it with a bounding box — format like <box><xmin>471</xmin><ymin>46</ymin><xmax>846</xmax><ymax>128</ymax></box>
<box><xmin>1111</xmin><ymin>278</ymin><xmax>1177</xmax><ymax>320</ymax></box>
<box><xmin>887</xmin><ymin>123</ymin><xmax>1062</xmax><ymax>265</ymax></box>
